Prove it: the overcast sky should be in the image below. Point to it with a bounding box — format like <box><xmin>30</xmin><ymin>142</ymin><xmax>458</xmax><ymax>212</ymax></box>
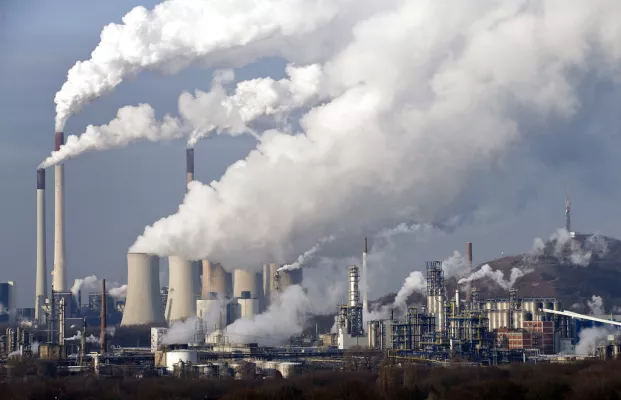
<box><xmin>2</xmin><ymin>1</ymin><xmax>621</xmax><ymax>308</ymax></box>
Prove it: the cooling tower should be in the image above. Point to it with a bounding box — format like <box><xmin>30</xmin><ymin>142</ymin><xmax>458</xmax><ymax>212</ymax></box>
<box><xmin>262</xmin><ymin>263</ymin><xmax>278</xmax><ymax>308</ymax></box>
<box><xmin>202</xmin><ymin>260</ymin><xmax>232</xmax><ymax>297</ymax></box>
<box><xmin>53</xmin><ymin>132</ymin><xmax>67</xmax><ymax>291</ymax></box>
<box><xmin>121</xmin><ymin>253</ymin><xmax>165</xmax><ymax>326</ymax></box>
<box><xmin>35</xmin><ymin>169</ymin><xmax>47</xmax><ymax>322</ymax></box>
<box><xmin>165</xmin><ymin>256</ymin><xmax>197</xmax><ymax>322</ymax></box>
<box><xmin>233</xmin><ymin>269</ymin><xmax>257</xmax><ymax>298</ymax></box>
<box><xmin>278</xmin><ymin>269</ymin><xmax>303</xmax><ymax>293</ymax></box>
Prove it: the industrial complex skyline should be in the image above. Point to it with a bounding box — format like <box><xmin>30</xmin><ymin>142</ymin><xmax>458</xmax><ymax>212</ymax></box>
<box><xmin>2</xmin><ymin>0</ymin><xmax>621</xmax><ymax>312</ymax></box>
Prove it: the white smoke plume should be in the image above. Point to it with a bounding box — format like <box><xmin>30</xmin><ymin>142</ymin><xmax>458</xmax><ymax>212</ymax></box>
<box><xmin>131</xmin><ymin>1</ymin><xmax>621</xmax><ymax>269</ymax></box>
<box><xmin>43</xmin><ymin>63</ymin><xmax>322</xmax><ymax>167</ymax></box>
<box><xmin>575</xmin><ymin>326</ymin><xmax>617</xmax><ymax>356</ymax></box>
<box><xmin>108</xmin><ymin>285</ymin><xmax>128</xmax><ymax>299</ymax></box>
<box><xmin>458</xmin><ymin>264</ymin><xmax>531</xmax><ymax>290</ymax></box>
<box><xmin>54</xmin><ymin>0</ymin><xmax>354</xmax><ymax>131</ymax></box>
<box><xmin>70</xmin><ymin>275</ymin><xmax>100</xmax><ymax>298</ymax></box>
<box><xmin>279</xmin><ymin>235</ymin><xmax>335</xmax><ymax>271</ymax></box>
<box><xmin>392</xmin><ymin>271</ymin><xmax>426</xmax><ymax>310</ymax></box>
<box><xmin>225</xmin><ymin>285</ymin><xmax>310</xmax><ymax>346</ymax></box>
<box><xmin>31</xmin><ymin>341</ymin><xmax>40</xmax><ymax>355</ymax></box>
<box><xmin>65</xmin><ymin>330</ymin><xmax>100</xmax><ymax>344</ymax></box>
<box><xmin>529</xmin><ymin>229</ymin><xmax>609</xmax><ymax>267</ymax></box>
<box><xmin>41</xmin><ymin>105</ymin><xmax>184</xmax><ymax>168</ymax></box>
<box><xmin>161</xmin><ymin>317</ymin><xmax>200</xmax><ymax>345</ymax></box>
<box><xmin>587</xmin><ymin>295</ymin><xmax>605</xmax><ymax>316</ymax></box>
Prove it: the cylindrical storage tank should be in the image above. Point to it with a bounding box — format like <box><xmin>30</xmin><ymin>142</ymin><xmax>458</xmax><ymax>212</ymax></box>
<box><xmin>166</xmin><ymin>256</ymin><xmax>197</xmax><ymax>322</ymax></box>
<box><xmin>553</xmin><ymin>301</ymin><xmax>561</xmax><ymax>311</ymax></box>
<box><xmin>234</xmin><ymin>270</ymin><xmax>257</xmax><ymax>298</ymax></box>
<box><xmin>485</xmin><ymin>301</ymin><xmax>494</xmax><ymax>310</ymax></box>
<box><xmin>196</xmin><ymin>299</ymin><xmax>226</xmax><ymax>331</ymax></box>
<box><xmin>543</xmin><ymin>301</ymin><xmax>554</xmax><ymax>311</ymax></box>
<box><xmin>202</xmin><ymin>261</ymin><xmax>232</xmax><ymax>298</ymax></box>
<box><xmin>278</xmin><ymin>362</ymin><xmax>301</xmax><ymax>378</ymax></box>
<box><xmin>232</xmin><ymin>361</ymin><xmax>256</xmax><ymax>379</ymax></box>
<box><xmin>512</xmin><ymin>311</ymin><xmax>524</xmax><ymax>330</ymax></box>
<box><xmin>121</xmin><ymin>253</ymin><xmax>165</xmax><ymax>326</ymax></box>
<box><xmin>165</xmin><ymin>349</ymin><xmax>198</xmax><ymax>372</ymax></box>
<box><xmin>499</xmin><ymin>311</ymin><xmax>510</xmax><ymax>329</ymax></box>
<box><xmin>238</xmin><ymin>298</ymin><xmax>258</xmax><ymax>320</ymax></box>
<box><xmin>497</xmin><ymin>301</ymin><xmax>510</xmax><ymax>311</ymax></box>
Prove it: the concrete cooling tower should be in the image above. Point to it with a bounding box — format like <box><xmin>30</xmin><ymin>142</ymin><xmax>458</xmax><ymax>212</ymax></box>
<box><xmin>278</xmin><ymin>269</ymin><xmax>303</xmax><ymax>293</ymax></box>
<box><xmin>262</xmin><ymin>263</ymin><xmax>279</xmax><ymax>308</ymax></box>
<box><xmin>35</xmin><ymin>169</ymin><xmax>47</xmax><ymax>322</ymax></box>
<box><xmin>53</xmin><ymin>132</ymin><xmax>67</xmax><ymax>291</ymax></box>
<box><xmin>165</xmin><ymin>256</ymin><xmax>197</xmax><ymax>322</ymax></box>
<box><xmin>202</xmin><ymin>260</ymin><xmax>232</xmax><ymax>297</ymax></box>
<box><xmin>233</xmin><ymin>269</ymin><xmax>258</xmax><ymax>298</ymax></box>
<box><xmin>121</xmin><ymin>253</ymin><xmax>165</xmax><ymax>326</ymax></box>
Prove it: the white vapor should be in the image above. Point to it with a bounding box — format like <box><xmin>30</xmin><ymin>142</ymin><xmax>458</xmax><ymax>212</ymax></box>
<box><xmin>279</xmin><ymin>235</ymin><xmax>335</xmax><ymax>271</ymax></box>
<box><xmin>530</xmin><ymin>228</ymin><xmax>609</xmax><ymax>267</ymax></box>
<box><xmin>54</xmin><ymin>0</ymin><xmax>355</xmax><ymax>131</ymax></box>
<box><xmin>575</xmin><ymin>326</ymin><xmax>617</xmax><ymax>356</ymax></box>
<box><xmin>587</xmin><ymin>295</ymin><xmax>605</xmax><ymax>315</ymax></box>
<box><xmin>65</xmin><ymin>330</ymin><xmax>100</xmax><ymax>344</ymax></box>
<box><xmin>458</xmin><ymin>264</ymin><xmax>531</xmax><ymax>290</ymax></box>
<box><xmin>70</xmin><ymin>275</ymin><xmax>100</xmax><ymax>298</ymax></box>
<box><xmin>43</xmin><ymin>64</ymin><xmax>322</xmax><ymax>167</ymax></box>
<box><xmin>161</xmin><ymin>317</ymin><xmax>200</xmax><ymax>345</ymax></box>
<box><xmin>225</xmin><ymin>285</ymin><xmax>310</xmax><ymax>346</ymax></box>
<box><xmin>130</xmin><ymin>0</ymin><xmax>621</xmax><ymax>270</ymax></box>
<box><xmin>108</xmin><ymin>285</ymin><xmax>128</xmax><ymax>299</ymax></box>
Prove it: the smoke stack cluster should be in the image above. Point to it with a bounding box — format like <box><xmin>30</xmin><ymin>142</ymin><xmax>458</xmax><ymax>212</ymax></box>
<box><xmin>35</xmin><ymin>169</ymin><xmax>46</xmax><ymax>322</ymax></box>
<box><xmin>53</xmin><ymin>132</ymin><xmax>67</xmax><ymax>291</ymax></box>
<box><xmin>465</xmin><ymin>242</ymin><xmax>473</xmax><ymax>301</ymax></box>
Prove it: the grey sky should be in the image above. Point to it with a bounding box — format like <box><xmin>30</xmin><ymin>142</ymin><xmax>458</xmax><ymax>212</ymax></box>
<box><xmin>2</xmin><ymin>1</ymin><xmax>621</xmax><ymax>308</ymax></box>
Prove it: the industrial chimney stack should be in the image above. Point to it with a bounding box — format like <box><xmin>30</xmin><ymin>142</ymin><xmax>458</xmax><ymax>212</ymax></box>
<box><xmin>362</xmin><ymin>237</ymin><xmax>368</xmax><ymax>313</ymax></box>
<box><xmin>35</xmin><ymin>168</ymin><xmax>47</xmax><ymax>322</ymax></box>
<box><xmin>465</xmin><ymin>242</ymin><xmax>473</xmax><ymax>301</ymax></box>
<box><xmin>53</xmin><ymin>132</ymin><xmax>67</xmax><ymax>291</ymax></box>
<box><xmin>100</xmin><ymin>279</ymin><xmax>106</xmax><ymax>355</ymax></box>
<box><xmin>186</xmin><ymin>148</ymin><xmax>194</xmax><ymax>188</ymax></box>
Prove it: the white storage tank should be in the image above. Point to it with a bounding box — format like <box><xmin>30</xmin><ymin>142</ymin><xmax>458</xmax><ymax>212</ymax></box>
<box><xmin>165</xmin><ymin>350</ymin><xmax>198</xmax><ymax>372</ymax></box>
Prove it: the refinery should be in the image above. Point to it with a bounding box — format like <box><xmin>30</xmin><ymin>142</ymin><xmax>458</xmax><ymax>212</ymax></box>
<box><xmin>2</xmin><ymin>148</ymin><xmax>621</xmax><ymax>379</ymax></box>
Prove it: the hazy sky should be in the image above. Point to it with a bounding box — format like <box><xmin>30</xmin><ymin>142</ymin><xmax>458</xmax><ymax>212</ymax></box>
<box><xmin>2</xmin><ymin>1</ymin><xmax>621</xmax><ymax>308</ymax></box>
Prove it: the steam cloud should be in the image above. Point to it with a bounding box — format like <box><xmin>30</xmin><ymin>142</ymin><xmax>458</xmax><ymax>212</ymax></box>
<box><xmin>458</xmin><ymin>264</ymin><xmax>531</xmax><ymax>290</ymax></box>
<box><xmin>53</xmin><ymin>0</ymin><xmax>352</xmax><ymax>131</ymax></box>
<box><xmin>587</xmin><ymin>295</ymin><xmax>605</xmax><ymax>316</ymax></box>
<box><xmin>530</xmin><ymin>229</ymin><xmax>609</xmax><ymax>267</ymax></box>
<box><xmin>70</xmin><ymin>275</ymin><xmax>100</xmax><ymax>298</ymax></box>
<box><xmin>279</xmin><ymin>235</ymin><xmax>335</xmax><ymax>271</ymax></box>
<box><xmin>108</xmin><ymin>285</ymin><xmax>128</xmax><ymax>299</ymax></box>
<box><xmin>130</xmin><ymin>0</ymin><xmax>621</xmax><ymax>269</ymax></box>
<box><xmin>575</xmin><ymin>326</ymin><xmax>617</xmax><ymax>356</ymax></box>
<box><xmin>43</xmin><ymin>64</ymin><xmax>322</xmax><ymax>167</ymax></box>
<box><xmin>65</xmin><ymin>330</ymin><xmax>100</xmax><ymax>344</ymax></box>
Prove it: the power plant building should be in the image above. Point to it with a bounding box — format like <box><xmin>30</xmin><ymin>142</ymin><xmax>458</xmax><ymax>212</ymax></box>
<box><xmin>121</xmin><ymin>253</ymin><xmax>165</xmax><ymax>326</ymax></box>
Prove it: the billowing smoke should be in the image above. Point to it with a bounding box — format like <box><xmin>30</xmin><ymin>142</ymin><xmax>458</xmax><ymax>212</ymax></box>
<box><xmin>575</xmin><ymin>326</ymin><xmax>617</xmax><ymax>356</ymax></box>
<box><xmin>44</xmin><ymin>64</ymin><xmax>322</xmax><ymax>167</ymax></box>
<box><xmin>54</xmin><ymin>0</ymin><xmax>353</xmax><ymax>131</ymax></box>
<box><xmin>530</xmin><ymin>229</ymin><xmax>609</xmax><ymax>267</ymax></box>
<box><xmin>225</xmin><ymin>285</ymin><xmax>310</xmax><ymax>346</ymax></box>
<box><xmin>31</xmin><ymin>341</ymin><xmax>40</xmax><ymax>355</ymax></box>
<box><xmin>131</xmin><ymin>0</ymin><xmax>621</xmax><ymax>269</ymax></box>
<box><xmin>109</xmin><ymin>285</ymin><xmax>128</xmax><ymax>299</ymax></box>
<box><xmin>70</xmin><ymin>275</ymin><xmax>100</xmax><ymax>298</ymax></box>
<box><xmin>587</xmin><ymin>295</ymin><xmax>605</xmax><ymax>315</ymax></box>
<box><xmin>458</xmin><ymin>264</ymin><xmax>531</xmax><ymax>290</ymax></box>
<box><xmin>392</xmin><ymin>271</ymin><xmax>426</xmax><ymax>310</ymax></box>
<box><xmin>161</xmin><ymin>317</ymin><xmax>200</xmax><ymax>345</ymax></box>
<box><xmin>279</xmin><ymin>235</ymin><xmax>335</xmax><ymax>271</ymax></box>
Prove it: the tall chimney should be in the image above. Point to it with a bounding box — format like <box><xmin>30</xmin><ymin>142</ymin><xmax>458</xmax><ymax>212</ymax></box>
<box><xmin>362</xmin><ymin>237</ymin><xmax>368</xmax><ymax>313</ymax></box>
<box><xmin>186</xmin><ymin>148</ymin><xmax>194</xmax><ymax>189</ymax></box>
<box><xmin>100</xmin><ymin>279</ymin><xmax>106</xmax><ymax>355</ymax></box>
<box><xmin>465</xmin><ymin>242</ymin><xmax>473</xmax><ymax>301</ymax></box>
<box><xmin>53</xmin><ymin>132</ymin><xmax>67</xmax><ymax>291</ymax></box>
<box><xmin>35</xmin><ymin>168</ymin><xmax>47</xmax><ymax>322</ymax></box>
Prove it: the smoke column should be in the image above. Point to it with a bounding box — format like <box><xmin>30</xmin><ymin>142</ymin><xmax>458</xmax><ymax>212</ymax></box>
<box><xmin>53</xmin><ymin>0</ymin><xmax>348</xmax><ymax>130</ymax></box>
<box><xmin>35</xmin><ymin>169</ymin><xmax>46</xmax><ymax>322</ymax></box>
<box><xmin>53</xmin><ymin>132</ymin><xmax>66</xmax><ymax>291</ymax></box>
<box><xmin>278</xmin><ymin>235</ymin><xmax>335</xmax><ymax>271</ymax></box>
<box><xmin>42</xmin><ymin>64</ymin><xmax>322</xmax><ymax>168</ymax></box>
<box><xmin>129</xmin><ymin>1</ymin><xmax>621</xmax><ymax>268</ymax></box>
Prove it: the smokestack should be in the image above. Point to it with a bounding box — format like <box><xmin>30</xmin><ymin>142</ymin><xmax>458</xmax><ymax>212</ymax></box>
<box><xmin>35</xmin><ymin>168</ymin><xmax>47</xmax><ymax>323</ymax></box>
<box><xmin>100</xmin><ymin>279</ymin><xmax>106</xmax><ymax>355</ymax></box>
<box><xmin>186</xmin><ymin>148</ymin><xmax>194</xmax><ymax>189</ymax></box>
<box><xmin>362</xmin><ymin>237</ymin><xmax>368</xmax><ymax>313</ymax></box>
<box><xmin>465</xmin><ymin>242</ymin><xmax>473</xmax><ymax>301</ymax></box>
<box><xmin>53</xmin><ymin>132</ymin><xmax>67</xmax><ymax>291</ymax></box>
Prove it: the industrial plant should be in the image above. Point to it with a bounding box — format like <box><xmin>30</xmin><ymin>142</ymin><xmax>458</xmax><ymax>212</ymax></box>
<box><xmin>1</xmin><ymin>141</ymin><xmax>621</xmax><ymax>379</ymax></box>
